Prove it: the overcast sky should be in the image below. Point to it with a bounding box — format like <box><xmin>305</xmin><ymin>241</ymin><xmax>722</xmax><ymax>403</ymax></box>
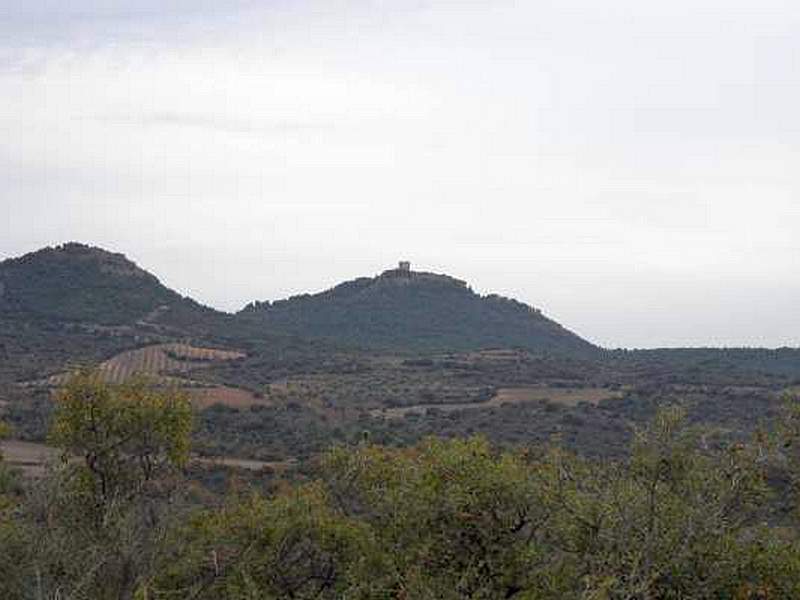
<box><xmin>1</xmin><ymin>1</ymin><xmax>798</xmax><ymax>348</ymax></box>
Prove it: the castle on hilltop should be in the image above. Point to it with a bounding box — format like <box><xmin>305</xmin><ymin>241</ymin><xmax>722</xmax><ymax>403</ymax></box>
<box><xmin>380</xmin><ymin>261</ymin><xmax>413</xmax><ymax>281</ymax></box>
<box><xmin>379</xmin><ymin>261</ymin><xmax>467</xmax><ymax>288</ymax></box>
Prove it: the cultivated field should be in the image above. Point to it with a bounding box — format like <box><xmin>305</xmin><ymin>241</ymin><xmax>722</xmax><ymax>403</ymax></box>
<box><xmin>46</xmin><ymin>343</ymin><xmax>246</xmax><ymax>385</ymax></box>
<box><xmin>35</xmin><ymin>343</ymin><xmax>268</xmax><ymax>409</ymax></box>
<box><xmin>371</xmin><ymin>385</ymin><xmax>622</xmax><ymax>419</ymax></box>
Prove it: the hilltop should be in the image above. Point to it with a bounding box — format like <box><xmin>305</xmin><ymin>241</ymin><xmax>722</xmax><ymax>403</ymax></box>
<box><xmin>0</xmin><ymin>243</ymin><xmax>228</xmax><ymax>384</ymax></box>
<box><xmin>239</xmin><ymin>262</ymin><xmax>597</xmax><ymax>355</ymax></box>
<box><xmin>0</xmin><ymin>242</ymin><xmax>211</xmax><ymax>327</ymax></box>
<box><xmin>0</xmin><ymin>246</ymin><xmax>596</xmax><ymax>356</ymax></box>
<box><xmin>5</xmin><ymin>244</ymin><xmax>800</xmax><ymax>475</ymax></box>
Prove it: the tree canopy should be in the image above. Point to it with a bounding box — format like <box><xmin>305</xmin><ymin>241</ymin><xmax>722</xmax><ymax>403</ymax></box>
<box><xmin>3</xmin><ymin>375</ymin><xmax>800</xmax><ymax>598</ymax></box>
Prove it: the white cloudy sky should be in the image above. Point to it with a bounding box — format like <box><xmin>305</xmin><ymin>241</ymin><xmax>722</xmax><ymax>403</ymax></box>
<box><xmin>1</xmin><ymin>1</ymin><xmax>798</xmax><ymax>348</ymax></box>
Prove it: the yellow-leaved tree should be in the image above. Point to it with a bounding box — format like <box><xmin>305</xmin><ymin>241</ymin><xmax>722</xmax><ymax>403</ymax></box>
<box><xmin>18</xmin><ymin>370</ymin><xmax>194</xmax><ymax>600</ymax></box>
<box><xmin>49</xmin><ymin>370</ymin><xmax>192</xmax><ymax>515</ymax></box>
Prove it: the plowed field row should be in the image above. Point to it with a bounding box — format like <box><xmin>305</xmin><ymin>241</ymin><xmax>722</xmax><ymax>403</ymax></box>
<box><xmin>47</xmin><ymin>343</ymin><xmax>245</xmax><ymax>385</ymax></box>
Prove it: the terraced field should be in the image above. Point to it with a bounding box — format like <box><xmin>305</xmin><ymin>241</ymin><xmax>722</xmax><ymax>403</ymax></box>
<box><xmin>45</xmin><ymin>343</ymin><xmax>246</xmax><ymax>385</ymax></box>
<box><xmin>35</xmin><ymin>343</ymin><xmax>266</xmax><ymax>409</ymax></box>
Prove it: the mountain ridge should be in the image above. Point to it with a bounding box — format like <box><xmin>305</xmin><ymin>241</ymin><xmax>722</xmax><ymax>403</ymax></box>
<box><xmin>0</xmin><ymin>242</ymin><xmax>190</xmax><ymax>325</ymax></box>
<box><xmin>240</xmin><ymin>262</ymin><xmax>597</xmax><ymax>355</ymax></box>
<box><xmin>0</xmin><ymin>245</ymin><xmax>596</xmax><ymax>356</ymax></box>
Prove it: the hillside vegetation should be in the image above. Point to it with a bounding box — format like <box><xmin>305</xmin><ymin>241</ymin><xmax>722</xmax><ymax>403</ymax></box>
<box><xmin>6</xmin><ymin>244</ymin><xmax>800</xmax><ymax>467</ymax></box>
<box><xmin>0</xmin><ymin>243</ymin><xmax>188</xmax><ymax>325</ymax></box>
<box><xmin>3</xmin><ymin>376</ymin><xmax>800</xmax><ymax>599</ymax></box>
<box><xmin>5</xmin><ymin>245</ymin><xmax>800</xmax><ymax>597</ymax></box>
<box><xmin>0</xmin><ymin>244</ymin><xmax>236</xmax><ymax>387</ymax></box>
<box><xmin>240</xmin><ymin>266</ymin><xmax>597</xmax><ymax>355</ymax></box>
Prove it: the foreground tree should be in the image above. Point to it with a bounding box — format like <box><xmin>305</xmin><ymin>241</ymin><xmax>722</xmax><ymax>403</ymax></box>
<box><xmin>534</xmin><ymin>406</ymin><xmax>789</xmax><ymax>598</ymax></box>
<box><xmin>49</xmin><ymin>370</ymin><xmax>193</xmax><ymax>515</ymax></box>
<box><xmin>12</xmin><ymin>371</ymin><xmax>193</xmax><ymax>600</ymax></box>
<box><xmin>6</xmin><ymin>381</ymin><xmax>800</xmax><ymax>599</ymax></box>
<box><xmin>323</xmin><ymin>436</ymin><xmax>546</xmax><ymax>599</ymax></box>
<box><xmin>150</xmin><ymin>407</ymin><xmax>800</xmax><ymax>599</ymax></box>
<box><xmin>0</xmin><ymin>419</ymin><xmax>29</xmax><ymax>600</ymax></box>
<box><xmin>158</xmin><ymin>482</ymin><xmax>385</xmax><ymax>599</ymax></box>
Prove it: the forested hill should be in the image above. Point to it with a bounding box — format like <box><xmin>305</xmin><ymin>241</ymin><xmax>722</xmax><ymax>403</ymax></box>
<box><xmin>0</xmin><ymin>245</ymin><xmax>596</xmax><ymax>370</ymax></box>
<box><xmin>0</xmin><ymin>243</ymin><xmax>200</xmax><ymax>326</ymax></box>
<box><xmin>239</xmin><ymin>265</ymin><xmax>597</xmax><ymax>355</ymax></box>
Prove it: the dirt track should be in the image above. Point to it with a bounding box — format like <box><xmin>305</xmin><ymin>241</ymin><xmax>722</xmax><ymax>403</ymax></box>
<box><xmin>1</xmin><ymin>440</ymin><xmax>291</xmax><ymax>476</ymax></box>
<box><xmin>371</xmin><ymin>385</ymin><xmax>622</xmax><ymax>419</ymax></box>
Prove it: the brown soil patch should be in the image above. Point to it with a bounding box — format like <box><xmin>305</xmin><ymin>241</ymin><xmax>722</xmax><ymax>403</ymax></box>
<box><xmin>188</xmin><ymin>386</ymin><xmax>270</xmax><ymax>409</ymax></box>
<box><xmin>1</xmin><ymin>440</ymin><xmax>59</xmax><ymax>476</ymax></box>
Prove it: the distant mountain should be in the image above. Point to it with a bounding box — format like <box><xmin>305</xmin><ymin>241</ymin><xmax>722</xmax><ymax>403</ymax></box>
<box><xmin>0</xmin><ymin>243</ymin><xmax>226</xmax><ymax>383</ymax></box>
<box><xmin>239</xmin><ymin>264</ymin><xmax>597</xmax><ymax>355</ymax></box>
<box><xmin>0</xmin><ymin>246</ymin><xmax>595</xmax><ymax>387</ymax></box>
<box><xmin>0</xmin><ymin>243</ymin><xmax>192</xmax><ymax>325</ymax></box>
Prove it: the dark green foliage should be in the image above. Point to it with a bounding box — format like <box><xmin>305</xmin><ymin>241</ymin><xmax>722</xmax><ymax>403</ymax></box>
<box><xmin>0</xmin><ymin>243</ymin><xmax>228</xmax><ymax>389</ymax></box>
<box><xmin>0</xmin><ymin>241</ymin><xmax>244</xmax><ymax>360</ymax></box>
<box><xmin>194</xmin><ymin>403</ymin><xmax>340</xmax><ymax>461</ymax></box>
<box><xmin>0</xmin><ymin>316</ymin><xmax>146</xmax><ymax>383</ymax></box>
<box><xmin>239</xmin><ymin>267</ymin><xmax>598</xmax><ymax>355</ymax></box>
<box><xmin>7</xmin><ymin>384</ymin><xmax>800</xmax><ymax>598</ymax></box>
<box><xmin>157</xmin><ymin>483</ymin><xmax>384</xmax><ymax>599</ymax></box>
<box><xmin>323</xmin><ymin>436</ymin><xmax>548</xmax><ymax>598</ymax></box>
<box><xmin>193</xmin><ymin>399</ymin><xmax>633</xmax><ymax>461</ymax></box>
<box><xmin>157</xmin><ymin>409</ymin><xmax>800</xmax><ymax>599</ymax></box>
<box><xmin>606</xmin><ymin>347</ymin><xmax>800</xmax><ymax>386</ymax></box>
<box><xmin>8</xmin><ymin>243</ymin><xmax>800</xmax><ymax>597</ymax></box>
<box><xmin>0</xmin><ymin>243</ymin><xmax>184</xmax><ymax>325</ymax></box>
